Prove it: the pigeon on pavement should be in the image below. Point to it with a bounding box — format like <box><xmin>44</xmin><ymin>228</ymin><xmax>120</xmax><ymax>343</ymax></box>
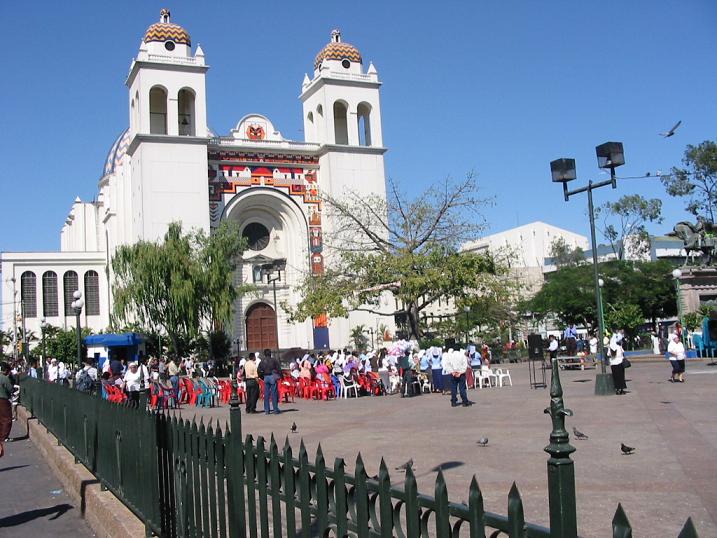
<box><xmin>290</xmin><ymin>422</ymin><xmax>298</xmax><ymax>433</ymax></box>
<box><xmin>477</xmin><ymin>437</ymin><xmax>489</xmax><ymax>447</ymax></box>
<box><xmin>621</xmin><ymin>443</ymin><xmax>635</xmax><ymax>455</ymax></box>
<box><xmin>573</xmin><ymin>427</ymin><xmax>589</xmax><ymax>440</ymax></box>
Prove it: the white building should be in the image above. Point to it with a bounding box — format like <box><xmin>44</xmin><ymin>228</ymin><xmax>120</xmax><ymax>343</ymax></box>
<box><xmin>1</xmin><ymin>10</ymin><xmax>394</xmax><ymax>352</ymax></box>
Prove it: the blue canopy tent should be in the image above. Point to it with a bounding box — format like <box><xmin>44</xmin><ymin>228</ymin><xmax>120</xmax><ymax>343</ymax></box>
<box><xmin>84</xmin><ymin>333</ymin><xmax>146</xmax><ymax>370</ymax></box>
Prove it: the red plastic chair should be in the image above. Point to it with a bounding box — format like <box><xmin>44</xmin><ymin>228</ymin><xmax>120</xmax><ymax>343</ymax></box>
<box><xmin>315</xmin><ymin>373</ymin><xmax>336</xmax><ymax>400</ymax></box>
<box><xmin>278</xmin><ymin>376</ymin><xmax>296</xmax><ymax>403</ymax></box>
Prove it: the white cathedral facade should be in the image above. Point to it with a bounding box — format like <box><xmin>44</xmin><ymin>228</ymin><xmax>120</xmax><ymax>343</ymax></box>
<box><xmin>1</xmin><ymin>10</ymin><xmax>394</xmax><ymax>352</ymax></box>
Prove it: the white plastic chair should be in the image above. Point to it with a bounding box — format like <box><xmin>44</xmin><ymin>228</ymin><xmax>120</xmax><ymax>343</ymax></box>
<box><xmin>495</xmin><ymin>368</ymin><xmax>513</xmax><ymax>387</ymax></box>
<box><xmin>340</xmin><ymin>376</ymin><xmax>359</xmax><ymax>398</ymax></box>
<box><xmin>477</xmin><ymin>368</ymin><xmax>496</xmax><ymax>389</ymax></box>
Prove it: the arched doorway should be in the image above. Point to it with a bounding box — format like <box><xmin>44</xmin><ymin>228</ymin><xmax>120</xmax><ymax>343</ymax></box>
<box><xmin>246</xmin><ymin>302</ymin><xmax>277</xmax><ymax>350</ymax></box>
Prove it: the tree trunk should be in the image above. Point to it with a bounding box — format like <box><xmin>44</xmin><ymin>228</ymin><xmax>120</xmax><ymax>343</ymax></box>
<box><xmin>407</xmin><ymin>303</ymin><xmax>421</xmax><ymax>340</ymax></box>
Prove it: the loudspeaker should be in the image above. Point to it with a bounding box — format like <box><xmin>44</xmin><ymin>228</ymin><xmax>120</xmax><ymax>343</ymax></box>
<box><xmin>528</xmin><ymin>334</ymin><xmax>544</xmax><ymax>360</ymax></box>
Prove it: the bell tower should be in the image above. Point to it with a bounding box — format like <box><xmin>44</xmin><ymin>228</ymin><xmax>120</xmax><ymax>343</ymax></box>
<box><xmin>124</xmin><ymin>9</ymin><xmax>210</xmax><ymax>242</ymax></box>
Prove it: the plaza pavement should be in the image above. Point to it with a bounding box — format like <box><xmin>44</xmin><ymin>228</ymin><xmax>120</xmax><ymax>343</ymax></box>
<box><xmin>180</xmin><ymin>360</ymin><xmax>717</xmax><ymax>537</ymax></box>
<box><xmin>0</xmin><ymin>419</ymin><xmax>94</xmax><ymax>537</ymax></box>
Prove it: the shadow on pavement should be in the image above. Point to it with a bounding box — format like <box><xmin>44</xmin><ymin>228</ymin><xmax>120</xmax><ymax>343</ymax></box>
<box><xmin>0</xmin><ymin>503</ymin><xmax>73</xmax><ymax>527</ymax></box>
<box><xmin>0</xmin><ymin>464</ymin><xmax>30</xmax><ymax>474</ymax></box>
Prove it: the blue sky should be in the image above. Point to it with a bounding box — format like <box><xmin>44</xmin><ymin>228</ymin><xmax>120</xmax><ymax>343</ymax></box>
<box><xmin>1</xmin><ymin>1</ymin><xmax>715</xmax><ymax>252</ymax></box>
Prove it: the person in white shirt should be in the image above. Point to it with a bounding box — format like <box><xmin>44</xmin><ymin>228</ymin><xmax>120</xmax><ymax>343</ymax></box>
<box><xmin>589</xmin><ymin>335</ymin><xmax>598</xmax><ymax>356</ymax></box>
<box><xmin>57</xmin><ymin>362</ymin><xmax>69</xmax><ymax>385</ymax></box>
<box><xmin>443</xmin><ymin>349</ymin><xmax>473</xmax><ymax>407</ymax></box>
<box><xmin>47</xmin><ymin>358</ymin><xmax>59</xmax><ymax>383</ymax></box>
<box><xmin>548</xmin><ymin>335</ymin><xmax>559</xmax><ymax>359</ymax></box>
<box><xmin>666</xmin><ymin>333</ymin><xmax>686</xmax><ymax>383</ymax></box>
<box><xmin>123</xmin><ymin>362</ymin><xmax>150</xmax><ymax>406</ymax></box>
<box><xmin>609</xmin><ymin>333</ymin><xmax>627</xmax><ymax>395</ymax></box>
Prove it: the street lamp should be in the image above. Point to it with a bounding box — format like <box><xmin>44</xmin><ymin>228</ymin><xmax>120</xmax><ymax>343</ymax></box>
<box><xmin>261</xmin><ymin>259</ymin><xmax>286</xmax><ymax>351</ymax></box>
<box><xmin>550</xmin><ymin>141</ymin><xmax>625</xmax><ymax>396</ymax></box>
<box><xmin>597</xmin><ymin>278</ymin><xmax>606</xmax><ymax>334</ymax></box>
<box><xmin>71</xmin><ymin>290</ymin><xmax>84</xmax><ymax>369</ymax></box>
<box><xmin>463</xmin><ymin>306</ymin><xmax>471</xmax><ymax>345</ymax></box>
<box><xmin>672</xmin><ymin>268</ymin><xmax>685</xmax><ymax>344</ymax></box>
<box><xmin>40</xmin><ymin>317</ymin><xmax>48</xmax><ymax>369</ymax></box>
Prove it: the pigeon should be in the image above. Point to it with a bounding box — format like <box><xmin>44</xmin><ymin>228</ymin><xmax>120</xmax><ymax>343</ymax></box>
<box><xmin>621</xmin><ymin>443</ymin><xmax>635</xmax><ymax>455</ymax></box>
<box><xmin>395</xmin><ymin>458</ymin><xmax>413</xmax><ymax>471</ymax></box>
<box><xmin>476</xmin><ymin>437</ymin><xmax>489</xmax><ymax>447</ymax></box>
<box><xmin>290</xmin><ymin>422</ymin><xmax>298</xmax><ymax>433</ymax></box>
<box><xmin>659</xmin><ymin>120</ymin><xmax>682</xmax><ymax>138</ymax></box>
<box><xmin>573</xmin><ymin>427</ymin><xmax>589</xmax><ymax>440</ymax></box>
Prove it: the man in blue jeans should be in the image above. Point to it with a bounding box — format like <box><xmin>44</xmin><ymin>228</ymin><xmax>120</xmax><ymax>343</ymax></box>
<box><xmin>261</xmin><ymin>349</ymin><xmax>282</xmax><ymax>414</ymax></box>
<box><xmin>444</xmin><ymin>349</ymin><xmax>474</xmax><ymax>408</ymax></box>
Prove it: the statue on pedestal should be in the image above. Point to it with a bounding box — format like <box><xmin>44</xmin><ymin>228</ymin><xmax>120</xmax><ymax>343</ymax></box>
<box><xmin>672</xmin><ymin>217</ymin><xmax>717</xmax><ymax>266</ymax></box>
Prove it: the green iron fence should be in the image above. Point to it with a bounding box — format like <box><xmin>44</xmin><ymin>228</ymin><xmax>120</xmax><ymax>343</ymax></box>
<box><xmin>20</xmin><ymin>361</ymin><xmax>700</xmax><ymax>538</ymax></box>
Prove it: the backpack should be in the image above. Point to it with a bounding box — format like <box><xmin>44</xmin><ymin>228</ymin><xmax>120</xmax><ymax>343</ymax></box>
<box><xmin>76</xmin><ymin>368</ymin><xmax>94</xmax><ymax>393</ymax></box>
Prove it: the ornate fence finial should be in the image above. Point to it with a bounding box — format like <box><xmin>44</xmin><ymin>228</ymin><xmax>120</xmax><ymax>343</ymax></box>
<box><xmin>544</xmin><ymin>357</ymin><xmax>578</xmax><ymax>537</ymax></box>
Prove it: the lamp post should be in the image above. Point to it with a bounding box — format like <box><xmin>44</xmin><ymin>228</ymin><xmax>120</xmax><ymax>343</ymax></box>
<box><xmin>71</xmin><ymin>290</ymin><xmax>84</xmax><ymax>369</ymax></box>
<box><xmin>261</xmin><ymin>259</ymin><xmax>286</xmax><ymax>351</ymax></box>
<box><xmin>672</xmin><ymin>268</ymin><xmax>685</xmax><ymax>345</ymax></box>
<box><xmin>550</xmin><ymin>141</ymin><xmax>625</xmax><ymax>396</ymax></box>
<box><xmin>40</xmin><ymin>317</ymin><xmax>48</xmax><ymax>369</ymax></box>
<box><xmin>463</xmin><ymin>306</ymin><xmax>471</xmax><ymax>345</ymax></box>
<box><xmin>10</xmin><ymin>277</ymin><xmax>17</xmax><ymax>361</ymax></box>
<box><xmin>597</xmin><ymin>276</ymin><xmax>607</xmax><ymax>336</ymax></box>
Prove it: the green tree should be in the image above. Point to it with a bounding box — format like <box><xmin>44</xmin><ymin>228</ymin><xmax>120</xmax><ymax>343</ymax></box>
<box><xmin>527</xmin><ymin>260</ymin><xmax>677</xmax><ymax>329</ymax></box>
<box><xmin>604</xmin><ymin>303</ymin><xmax>643</xmax><ymax>335</ymax></box>
<box><xmin>595</xmin><ymin>194</ymin><xmax>663</xmax><ymax>260</ymax></box>
<box><xmin>349</xmin><ymin>325</ymin><xmax>369</xmax><ymax>351</ymax></box>
<box><xmin>285</xmin><ymin>174</ymin><xmax>495</xmax><ymax>339</ymax></box>
<box><xmin>45</xmin><ymin>326</ymin><xmax>93</xmax><ymax>365</ymax></box>
<box><xmin>112</xmin><ymin>221</ymin><xmax>249</xmax><ymax>357</ymax></box>
<box><xmin>549</xmin><ymin>237</ymin><xmax>585</xmax><ymax>268</ymax></box>
<box><xmin>662</xmin><ymin>140</ymin><xmax>717</xmax><ymax>221</ymax></box>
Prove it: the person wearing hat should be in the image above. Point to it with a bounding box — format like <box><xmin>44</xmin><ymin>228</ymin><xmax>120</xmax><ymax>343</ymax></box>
<box><xmin>47</xmin><ymin>358</ymin><xmax>59</xmax><ymax>383</ymax></box>
<box><xmin>123</xmin><ymin>361</ymin><xmax>149</xmax><ymax>406</ymax></box>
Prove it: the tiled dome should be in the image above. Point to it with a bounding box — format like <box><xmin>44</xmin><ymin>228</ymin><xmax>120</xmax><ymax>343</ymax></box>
<box><xmin>144</xmin><ymin>22</ymin><xmax>191</xmax><ymax>46</ymax></box>
<box><xmin>143</xmin><ymin>10</ymin><xmax>190</xmax><ymax>46</ymax></box>
<box><xmin>103</xmin><ymin>129</ymin><xmax>129</xmax><ymax>177</ymax></box>
<box><xmin>314</xmin><ymin>30</ymin><xmax>362</xmax><ymax>70</ymax></box>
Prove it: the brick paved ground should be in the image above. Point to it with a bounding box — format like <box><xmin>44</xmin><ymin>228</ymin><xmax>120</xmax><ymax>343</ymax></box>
<box><xmin>179</xmin><ymin>359</ymin><xmax>717</xmax><ymax>537</ymax></box>
<box><xmin>0</xmin><ymin>419</ymin><xmax>94</xmax><ymax>537</ymax></box>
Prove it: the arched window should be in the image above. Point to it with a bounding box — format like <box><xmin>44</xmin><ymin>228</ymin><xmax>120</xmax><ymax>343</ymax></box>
<box><xmin>178</xmin><ymin>88</ymin><xmax>195</xmax><ymax>136</ymax></box>
<box><xmin>149</xmin><ymin>86</ymin><xmax>168</xmax><ymax>134</ymax></box>
<box><xmin>63</xmin><ymin>270</ymin><xmax>79</xmax><ymax>316</ymax></box>
<box><xmin>306</xmin><ymin>111</ymin><xmax>314</xmax><ymax>140</ymax></box>
<box><xmin>316</xmin><ymin>105</ymin><xmax>324</xmax><ymax>141</ymax></box>
<box><xmin>333</xmin><ymin>101</ymin><xmax>348</xmax><ymax>144</ymax></box>
<box><xmin>20</xmin><ymin>271</ymin><xmax>37</xmax><ymax>318</ymax></box>
<box><xmin>357</xmin><ymin>102</ymin><xmax>372</xmax><ymax>146</ymax></box>
<box><xmin>84</xmin><ymin>270</ymin><xmax>100</xmax><ymax>316</ymax></box>
<box><xmin>42</xmin><ymin>271</ymin><xmax>58</xmax><ymax>317</ymax></box>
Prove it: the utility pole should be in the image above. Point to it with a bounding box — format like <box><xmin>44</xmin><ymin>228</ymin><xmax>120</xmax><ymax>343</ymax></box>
<box><xmin>11</xmin><ymin>277</ymin><xmax>18</xmax><ymax>361</ymax></box>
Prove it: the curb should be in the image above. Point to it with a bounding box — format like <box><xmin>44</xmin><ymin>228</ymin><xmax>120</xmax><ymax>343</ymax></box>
<box><xmin>17</xmin><ymin>405</ymin><xmax>147</xmax><ymax>538</ymax></box>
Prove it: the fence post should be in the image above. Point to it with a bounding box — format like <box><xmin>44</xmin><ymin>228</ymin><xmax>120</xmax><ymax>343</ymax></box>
<box><xmin>544</xmin><ymin>357</ymin><xmax>577</xmax><ymax>538</ymax></box>
<box><xmin>228</xmin><ymin>380</ymin><xmax>246</xmax><ymax>538</ymax></box>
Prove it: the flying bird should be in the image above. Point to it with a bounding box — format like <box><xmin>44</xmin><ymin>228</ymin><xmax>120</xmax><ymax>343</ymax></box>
<box><xmin>477</xmin><ymin>437</ymin><xmax>489</xmax><ymax>447</ymax></box>
<box><xmin>573</xmin><ymin>427</ymin><xmax>589</xmax><ymax>440</ymax></box>
<box><xmin>659</xmin><ymin>120</ymin><xmax>682</xmax><ymax>138</ymax></box>
<box><xmin>621</xmin><ymin>443</ymin><xmax>635</xmax><ymax>455</ymax></box>
<box><xmin>290</xmin><ymin>422</ymin><xmax>298</xmax><ymax>433</ymax></box>
<box><xmin>395</xmin><ymin>458</ymin><xmax>414</xmax><ymax>471</ymax></box>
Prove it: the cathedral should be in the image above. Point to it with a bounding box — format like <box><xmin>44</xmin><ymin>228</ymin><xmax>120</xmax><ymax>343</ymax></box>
<box><xmin>1</xmin><ymin>10</ymin><xmax>394</xmax><ymax>352</ymax></box>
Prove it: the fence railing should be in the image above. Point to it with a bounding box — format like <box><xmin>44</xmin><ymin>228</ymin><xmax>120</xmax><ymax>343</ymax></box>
<box><xmin>20</xmin><ymin>360</ymin><xmax>700</xmax><ymax>538</ymax></box>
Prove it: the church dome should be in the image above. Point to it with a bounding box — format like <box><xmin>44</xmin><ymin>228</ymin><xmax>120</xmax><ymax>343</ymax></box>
<box><xmin>143</xmin><ymin>9</ymin><xmax>191</xmax><ymax>46</ymax></box>
<box><xmin>103</xmin><ymin>129</ymin><xmax>129</xmax><ymax>177</ymax></box>
<box><xmin>314</xmin><ymin>29</ymin><xmax>362</xmax><ymax>70</ymax></box>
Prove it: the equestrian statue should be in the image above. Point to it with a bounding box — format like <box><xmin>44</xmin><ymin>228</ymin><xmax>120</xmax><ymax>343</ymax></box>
<box><xmin>672</xmin><ymin>217</ymin><xmax>717</xmax><ymax>266</ymax></box>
